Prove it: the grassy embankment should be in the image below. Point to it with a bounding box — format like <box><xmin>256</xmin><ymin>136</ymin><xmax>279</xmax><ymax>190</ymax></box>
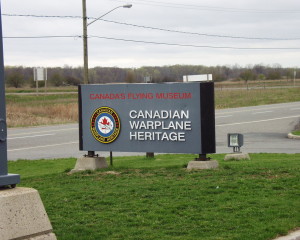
<box><xmin>5</xmin><ymin>87</ymin><xmax>300</xmax><ymax>128</ymax></box>
<box><xmin>6</xmin><ymin>94</ymin><xmax>78</xmax><ymax>127</ymax></box>
<box><xmin>8</xmin><ymin>153</ymin><xmax>300</xmax><ymax>240</ymax></box>
<box><xmin>214</xmin><ymin>79</ymin><xmax>300</xmax><ymax>89</ymax></box>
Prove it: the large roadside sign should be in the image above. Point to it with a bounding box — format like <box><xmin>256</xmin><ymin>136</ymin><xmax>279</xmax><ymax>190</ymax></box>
<box><xmin>79</xmin><ymin>82</ymin><xmax>215</xmax><ymax>154</ymax></box>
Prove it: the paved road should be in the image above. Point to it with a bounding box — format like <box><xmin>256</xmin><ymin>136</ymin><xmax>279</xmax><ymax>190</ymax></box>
<box><xmin>7</xmin><ymin>102</ymin><xmax>300</xmax><ymax>161</ymax></box>
<box><xmin>215</xmin><ymin>102</ymin><xmax>300</xmax><ymax>153</ymax></box>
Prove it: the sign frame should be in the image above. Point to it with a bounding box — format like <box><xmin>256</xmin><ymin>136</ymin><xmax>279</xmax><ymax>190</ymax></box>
<box><xmin>78</xmin><ymin>82</ymin><xmax>215</xmax><ymax>155</ymax></box>
<box><xmin>0</xmin><ymin>4</ymin><xmax>20</xmax><ymax>187</ymax></box>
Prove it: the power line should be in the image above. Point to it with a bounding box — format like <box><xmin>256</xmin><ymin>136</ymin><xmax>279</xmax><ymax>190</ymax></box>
<box><xmin>3</xmin><ymin>13</ymin><xmax>300</xmax><ymax>41</ymax></box>
<box><xmin>88</xmin><ymin>35</ymin><xmax>300</xmax><ymax>50</ymax></box>
<box><xmin>2</xmin><ymin>13</ymin><xmax>82</xmax><ymax>19</ymax></box>
<box><xmin>6</xmin><ymin>34</ymin><xmax>297</xmax><ymax>50</ymax></box>
<box><xmin>101</xmin><ymin>19</ymin><xmax>300</xmax><ymax>41</ymax></box>
<box><xmin>112</xmin><ymin>0</ymin><xmax>300</xmax><ymax>13</ymax></box>
<box><xmin>4</xmin><ymin>35</ymin><xmax>78</xmax><ymax>39</ymax></box>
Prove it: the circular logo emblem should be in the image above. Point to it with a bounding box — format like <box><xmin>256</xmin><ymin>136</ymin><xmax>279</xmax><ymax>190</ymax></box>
<box><xmin>90</xmin><ymin>107</ymin><xmax>121</xmax><ymax>144</ymax></box>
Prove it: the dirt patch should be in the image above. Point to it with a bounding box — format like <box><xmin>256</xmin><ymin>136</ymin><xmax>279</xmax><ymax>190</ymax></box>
<box><xmin>101</xmin><ymin>171</ymin><xmax>121</xmax><ymax>176</ymax></box>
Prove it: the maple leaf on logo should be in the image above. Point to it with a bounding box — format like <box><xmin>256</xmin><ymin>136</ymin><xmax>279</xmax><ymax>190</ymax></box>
<box><xmin>101</xmin><ymin>117</ymin><xmax>110</xmax><ymax>126</ymax></box>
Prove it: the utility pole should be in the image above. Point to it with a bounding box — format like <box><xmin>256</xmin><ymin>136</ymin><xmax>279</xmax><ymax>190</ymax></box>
<box><xmin>82</xmin><ymin>0</ymin><xmax>89</xmax><ymax>84</ymax></box>
<box><xmin>81</xmin><ymin>2</ymin><xmax>132</xmax><ymax>85</ymax></box>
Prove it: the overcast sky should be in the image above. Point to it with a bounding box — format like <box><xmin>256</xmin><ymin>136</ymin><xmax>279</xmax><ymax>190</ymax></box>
<box><xmin>1</xmin><ymin>0</ymin><xmax>300</xmax><ymax>68</ymax></box>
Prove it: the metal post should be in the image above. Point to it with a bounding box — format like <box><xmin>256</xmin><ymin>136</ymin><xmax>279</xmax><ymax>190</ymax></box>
<box><xmin>110</xmin><ymin>151</ymin><xmax>113</xmax><ymax>166</ymax></box>
<box><xmin>146</xmin><ymin>152</ymin><xmax>154</xmax><ymax>158</ymax></box>
<box><xmin>45</xmin><ymin>68</ymin><xmax>47</xmax><ymax>93</ymax></box>
<box><xmin>194</xmin><ymin>154</ymin><xmax>210</xmax><ymax>161</ymax></box>
<box><xmin>82</xmin><ymin>0</ymin><xmax>89</xmax><ymax>84</ymax></box>
<box><xmin>36</xmin><ymin>76</ymin><xmax>38</xmax><ymax>94</ymax></box>
<box><xmin>0</xmin><ymin>3</ymin><xmax>20</xmax><ymax>188</ymax></box>
<box><xmin>87</xmin><ymin>151</ymin><xmax>95</xmax><ymax>157</ymax></box>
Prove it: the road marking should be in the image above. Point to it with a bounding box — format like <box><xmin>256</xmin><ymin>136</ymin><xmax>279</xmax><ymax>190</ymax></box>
<box><xmin>8</xmin><ymin>133</ymin><xmax>55</xmax><ymax>140</ymax></box>
<box><xmin>215</xmin><ymin>103</ymin><xmax>300</xmax><ymax>115</ymax></box>
<box><xmin>216</xmin><ymin>115</ymin><xmax>300</xmax><ymax>127</ymax></box>
<box><xmin>8</xmin><ymin>141</ymin><xmax>79</xmax><ymax>152</ymax></box>
<box><xmin>216</xmin><ymin>115</ymin><xmax>233</xmax><ymax>118</ymax></box>
<box><xmin>8</xmin><ymin>128</ymin><xmax>77</xmax><ymax>137</ymax></box>
<box><xmin>252</xmin><ymin>111</ymin><xmax>273</xmax><ymax>115</ymax></box>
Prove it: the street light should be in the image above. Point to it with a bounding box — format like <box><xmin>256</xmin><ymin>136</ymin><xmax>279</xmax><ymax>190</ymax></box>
<box><xmin>88</xmin><ymin>5</ymin><xmax>132</xmax><ymax>27</ymax></box>
<box><xmin>82</xmin><ymin>2</ymin><xmax>132</xmax><ymax>84</ymax></box>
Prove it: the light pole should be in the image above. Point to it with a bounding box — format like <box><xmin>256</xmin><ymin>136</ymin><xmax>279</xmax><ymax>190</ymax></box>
<box><xmin>82</xmin><ymin>2</ymin><xmax>132</xmax><ymax>84</ymax></box>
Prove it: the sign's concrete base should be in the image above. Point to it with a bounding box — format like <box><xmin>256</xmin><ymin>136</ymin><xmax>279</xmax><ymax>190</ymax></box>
<box><xmin>224</xmin><ymin>153</ymin><xmax>250</xmax><ymax>161</ymax></box>
<box><xmin>187</xmin><ymin>160</ymin><xmax>219</xmax><ymax>170</ymax></box>
<box><xmin>71</xmin><ymin>156</ymin><xmax>108</xmax><ymax>173</ymax></box>
<box><xmin>0</xmin><ymin>187</ymin><xmax>57</xmax><ymax>240</ymax></box>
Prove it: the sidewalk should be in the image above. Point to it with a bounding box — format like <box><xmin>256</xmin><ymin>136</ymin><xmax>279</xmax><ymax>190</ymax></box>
<box><xmin>273</xmin><ymin>230</ymin><xmax>300</xmax><ymax>240</ymax></box>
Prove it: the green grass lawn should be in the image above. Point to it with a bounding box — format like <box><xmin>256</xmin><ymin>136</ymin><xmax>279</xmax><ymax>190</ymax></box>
<box><xmin>5</xmin><ymin>86</ymin><xmax>77</xmax><ymax>93</ymax></box>
<box><xmin>5</xmin><ymin>93</ymin><xmax>77</xmax><ymax>105</ymax></box>
<box><xmin>9</xmin><ymin>153</ymin><xmax>300</xmax><ymax>240</ymax></box>
<box><xmin>215</xmin><ymin>87</ymin><xmax>300</xmax><ymax>109</ymax></box>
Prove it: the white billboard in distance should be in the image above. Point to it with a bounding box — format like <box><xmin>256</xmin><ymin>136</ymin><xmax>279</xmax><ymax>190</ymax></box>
<box><xmin>183</xmin><ymin>74</ymin><xmax>212</xmax><ymax>82</ymax></box>
<box><xmin>33</xmin><ymin>67</ymin><xmax>47</xmax><ymax>81</ymax></box>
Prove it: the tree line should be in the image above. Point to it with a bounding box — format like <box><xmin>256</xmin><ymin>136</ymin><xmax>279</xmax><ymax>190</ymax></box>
<box><xmin>4</xmin><ymin>64</ymin><xmax>298</xmax><ymax>88</ymax></box>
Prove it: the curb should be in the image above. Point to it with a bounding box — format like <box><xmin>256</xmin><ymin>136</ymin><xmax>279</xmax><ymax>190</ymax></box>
<box><xmin>287</xmin><ymin>133</ymin><xmax>300</xmax><ymax>139</ymax></box>
<box><xmin>273</xmin><ymin>229</ymin><xmax>300</xmax><ymax>240</ymax></box>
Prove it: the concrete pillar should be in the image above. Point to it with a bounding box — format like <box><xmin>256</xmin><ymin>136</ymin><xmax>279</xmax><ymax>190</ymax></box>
<box><xmin>0</xmin><ymin>187</ymin><xmax>57</xmax><ymax>240</ymax></box>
